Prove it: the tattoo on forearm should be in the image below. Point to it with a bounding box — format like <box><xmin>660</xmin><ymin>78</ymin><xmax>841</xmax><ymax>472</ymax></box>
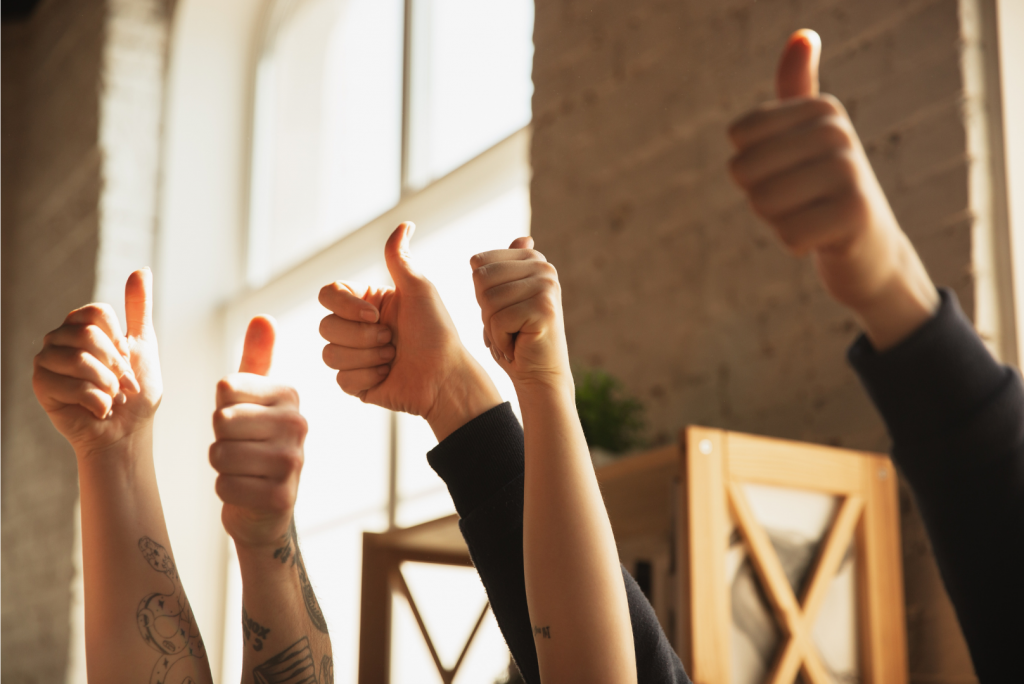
<box><xmin>534</xmin><ymin>625</ymin><xmax>551</xmax><ymax>639</ymax></box>
<box><xmin>253</xmin><ymin>637</ymin><xmax>317</xmax><ymax>684</ymax></box>
<box><xmin>275</xmin><ymin>520</ymin><xmax>329</xmax><ymax>634</ymax></box>
<box><xmin>136</xmin><ymin>537</ymin><xmax>206</xmax><ymax>684</ymax></box>
<box><xmin>242</xmin><ymin>605</ymin><xmax>271</xmax><ymax>651</ymax></box>
<box><xmin>320</xmin><ymin>655</ymin><xmax>334</xmax><ymax>684</ymax></box>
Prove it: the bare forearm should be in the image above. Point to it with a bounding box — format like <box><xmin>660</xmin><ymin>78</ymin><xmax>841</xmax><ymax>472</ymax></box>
<box><xmin>235</xmin><ymin>523</ymin><xmax>332</xmax><ymax>684</ymax></box>
<box><xmin>76</xmin><ymin>428</ymin><xmax>213</xmax><ymax>684</ymax></box>
<box><xmin>517</xmin><ymin>379</ymin><xmax>636</xmax><ymax>683</ymax></box>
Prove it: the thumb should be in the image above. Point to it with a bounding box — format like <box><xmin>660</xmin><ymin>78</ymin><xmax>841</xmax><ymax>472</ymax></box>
<box><xmin>384</xmin><ymin>222</ymin><xmax>422</xmax><ymax>290</ymax></box>
<box><xmin>509</xmin><ymin>236</ymin><xmax>534</xmax><ymax>250</ymax></box>
<box><xmin>125</xmin><ymin>268</ymin><xmax>155</xmax><ymax>339</ymax></box>
<box><xmin>776</xmin><ymin>29</ymin><xmax>821</xmax><ymax>100</ymax></box>
<box><xmin>239</xmin><ymin>315</ymin><xmax>276</xmax><ymax>376</ymax></box>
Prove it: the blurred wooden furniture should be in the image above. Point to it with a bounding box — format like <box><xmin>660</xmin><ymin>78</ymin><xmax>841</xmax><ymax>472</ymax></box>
<box><xmin>357</xmin><ymin>515</ymin><xmax>490</xmax><ymax>684</ymax></box>
<box><xmin>357</xmin><ymin>426</ymin><xmax>907</xmax><ymax>684</ymax></box>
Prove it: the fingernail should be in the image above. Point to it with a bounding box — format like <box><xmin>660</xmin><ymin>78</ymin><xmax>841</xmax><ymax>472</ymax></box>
<box><xmin>377</xmin><ymin>328</ymin><xmax>392</xmax><ymax>344</ymax></box>
<box><xmin>360</xmin><ymin>309</ymin><xmax>379</xmax><ymax>322</ymax></box>
<box><xmin>115</xmin><ymin>391</ymin><xmax>127</xmax><ymax>405</ymax></box>
<box><xmin>377</xmin><ymin>364</ymin><xmax>391</xmax><ymax>376</ymax></box>
<box><xmin>379</xmin><ymin>346</ymin><xmax>395</xmax><ymax>361</ymax></box>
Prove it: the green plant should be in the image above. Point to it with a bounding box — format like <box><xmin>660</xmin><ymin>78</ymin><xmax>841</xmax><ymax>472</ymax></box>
<box><xmin>574</xmin><ymin>366</ymin><xmax>646</xmax><ymax>454</ymax></box>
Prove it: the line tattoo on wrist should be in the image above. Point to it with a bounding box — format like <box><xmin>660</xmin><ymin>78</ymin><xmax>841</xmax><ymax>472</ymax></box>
<box><xmin>136</xmin><ymin>536</ymin><xmax>207</xmax><ymax>683</ymax></box>
<box><xmin>534</xmin><ymin>625</ymin><xmax>551</xmax><ymax>639</ymax></box>
<box><xmin>242</xmin><ymin>605</ymin><xmax>271</xmax><ymax>652</ymax></box>
<box><xmin>275</xmin><ymin>519</ymin><xmax>329</xmax><ymax>634</ymax></box>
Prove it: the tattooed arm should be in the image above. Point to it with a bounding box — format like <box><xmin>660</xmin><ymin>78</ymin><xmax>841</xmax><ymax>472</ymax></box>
<box><xmin>31</xmin><ymin>269</ymin><xmax>213</xmax><ymax>684</ymax></box>
<box><xmin>210</xmin><ymin>316</ymin><xmax>333</xmax><ymax>683</ymax></box>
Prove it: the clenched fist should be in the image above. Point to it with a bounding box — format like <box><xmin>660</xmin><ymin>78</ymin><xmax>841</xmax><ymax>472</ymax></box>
<box><xmin>471</xmin><ymin>237</ymin><xmax>572</xmax><ymax>390</ymax></box>
<box><xmin>210</xmin><ymin>316</ymin><xmax>307</xmax><ymax>549</ymax></box>
<box><xmin>727</xmin><ymin>29</ymin><xmax>938</xmax><ymax>349</ymax></box>
<box><xmin>318</xmin><ymin>222</ymin><xmax>502</xmax><ymax>440</ymax></box>
<box><xmin>32</xmin><ymin>269</ymin><xmax>161</xmax><ymax>459</ymax></box>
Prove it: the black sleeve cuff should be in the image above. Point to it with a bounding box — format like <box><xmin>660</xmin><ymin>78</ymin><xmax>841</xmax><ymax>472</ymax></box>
<box><xmin>847</xmin><ymin>288</ymin><xmax>1013</xmax><ymax>452</ymax></box>
<box><xmin>426</xmin><ymin>402</ymin><xmax>524</xmax><ymax>519</ymax></box>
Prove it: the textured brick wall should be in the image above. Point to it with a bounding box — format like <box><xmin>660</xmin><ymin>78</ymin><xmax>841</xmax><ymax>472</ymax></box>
<box><xmin>531</xmin><ymin>0</ymin><xmax>987</xmax><ymax>681</ymax></box>
<box><xmin>1</xmin><ymin>1</ymin><xmax>171</xmax><ymax>681</ymax></box>
<box><xmin>2</xmin><ymin>3</ymin><xmax>105</xmax><ymax>680</ymax></box>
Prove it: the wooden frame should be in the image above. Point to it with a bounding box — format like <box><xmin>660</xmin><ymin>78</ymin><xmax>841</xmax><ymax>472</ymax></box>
<box><xmin>357</xmin><ymin>515</ymin><xmax>490</xmax><ymax>684</ymax></box>
<box><xmin>677</xmin><ymin>427</ymin><xmax>907</xmax><ymax>684</ymax></box>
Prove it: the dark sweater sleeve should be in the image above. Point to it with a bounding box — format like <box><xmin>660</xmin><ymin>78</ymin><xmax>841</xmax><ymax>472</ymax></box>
<box><xmin>428</xmin><ymin>403</ymin><xmax>691</xmax><ymax>684</ymax></box>
<box><xmin>848</xmin><ymin>289</ymin><xmax>1024</xmax><ymax>682</ymax></box>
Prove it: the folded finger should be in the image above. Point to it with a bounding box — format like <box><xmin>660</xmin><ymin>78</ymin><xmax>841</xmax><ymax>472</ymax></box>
<box><xmin>209</xmin><ymin>440</ymin><xmax>301</xmax><ymax>480</ymax></box>
<box><xmin>319</xmin><ymin>281</ymin><xmax>386</xmax><ymax>322</ymax></box>
<box><xmin>335</xmin><ymin>366</ymin><xmax>389</xmax><ymax>398</ymax></box>
<box><xmin>63</xmin><ymin>303</ymin><xmax>129</xmax><ymax>357</ymax></box>
<box><xmin>729</xmin><ymin>114</ymin><xmax>854</xmax><ymax>190</ymax></box>
<box><xmin>319</xmin><ymin>314</ymin><xmax>392</xmax><ymax>348</ymax></box>
<box><xmin>474</xmin><ymin>259</ymin><xmax>553</xmax><ymax>294</ymax></box>
<box><xmin>32</xmin><ymin>366</ymin><xmax>114</xmax><ymax>419</ymax></box>
<box><xmin>486</xmin><ymin>299</ymin><xmax>539</xmax><ymax>361</ymax></box>
<box><xmin>749</xmin><ymin>151</ymin><xmax>854</xmax><ymax>220</ymax></box>
<box><xmin>213</xmin><ymin>404</ymin><xmax>308</xmax><ymax>441</ymax></box>
<box><xmin>43</xmin><ymin>324</ymin><xmax>139</xmax><ymax>392</ymax></box>
<box><xmin>728</xmin><ymin>97</ymin><xmax>840</xmax><ymax>151</ymax></box>
<box><xmin>322</xmin><ymin>343</ymin><xmax>395</xmax><ymax>371</ymax></box>
<box><xmin>216</xmin><ymin>373</ymin><xmax>301</xmax><ymax>410</ymax></box>
<box><xmin>35</xmin><ymin>346</ymin><xmax>123</xmax><ymax>398</ymax></box>
<box><xmin>469</xmin><ymin>248</ymin><xmax>547</xmax><ymax>270</ymax></box>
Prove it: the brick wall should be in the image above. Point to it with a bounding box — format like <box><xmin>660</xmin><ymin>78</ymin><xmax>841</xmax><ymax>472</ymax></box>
<box><xmin>531</xmin><ymin>0</ymin><xmax>993</xmax><ymax>681</ymax></box>
<box><xmin>1</xmin><ymin>1</ymin><xmax>171</xmax><ymax>680</ymax></box>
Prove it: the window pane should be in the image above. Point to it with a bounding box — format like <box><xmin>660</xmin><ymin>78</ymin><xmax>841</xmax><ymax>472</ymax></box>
<box><xmin>250</xmin><ymin>0</ymin><xmax>404</xmax><ymax>285</ymax></box>
<box><xmin>407</xmin><ymin>0</ymin><xmax>534</xmax><ymax>189</ymax></box>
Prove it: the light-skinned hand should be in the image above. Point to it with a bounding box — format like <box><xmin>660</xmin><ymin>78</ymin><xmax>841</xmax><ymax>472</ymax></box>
<box><xmin>32</xmin><ymin>269</ymin><xmax>161</xmax><ymax>459</ymax></box>
<box><xmin>210</xmin><ymin>315</ymin><xmax>307</xmax><ymax>549</ymax></box>
<box><xmin>728</xmin><ymin>29</ymin><xmax>938</xmax><ymax>349</ymax></box>
<box><xmin>471</xmin><ymin>237</ymin><xmax>572</xmax><ymax>391</ymax></box>
<box><xmin>318</xmin><ymin>222</ymin><xmax>503</xmax><ymax>440</ymax></box>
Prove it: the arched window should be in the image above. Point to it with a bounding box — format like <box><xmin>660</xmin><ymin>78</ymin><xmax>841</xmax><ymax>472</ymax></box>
<box><xmin>221</xmin><ymin>1</ymin><xmax>535</xmax><ymax>681</ymax></box>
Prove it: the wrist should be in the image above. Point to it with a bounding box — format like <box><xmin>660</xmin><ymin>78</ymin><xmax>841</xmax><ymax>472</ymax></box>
<box><xmin>74</xmin><ymin>423</ymin><xmax>154</xmax><ymax>473</ymax></box>
<box><xmin>513</xmin><ymin>370</ymin><xmax>575</xmax><ymax>402</ymax></box>
<box><xmin>425</xmin><ymin>351</ymin><xmax>503</xmax><ymax>441</ymax></box>
<box><xmin>851</xmin><ymin>234</ymin><xmax>939</xmax><ymax>351</ymax></box>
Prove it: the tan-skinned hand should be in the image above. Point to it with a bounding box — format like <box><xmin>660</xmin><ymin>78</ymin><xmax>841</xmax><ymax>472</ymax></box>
<box><xmin>728</xmin><ymin>29</ymin><xmax>938</xmax><ymax>350</ymax></box>
<box><xmin>211</xmin><ymin>315</ymin><xmax>307</xmax><ymax>550</ymax></box>
<box><xmin>318</xmin><ymin>222</ymin><xmax>503</xmax><ymax>440</ymax></box>
<box><xmin>32</xmin><ymin>269</ymin><xmax>162</xmax><ymax>459</ymax></box>
<box><xmin>471</xmin><ymin>237</ymin><xmax>572</xmax><ymax>391</ymax></box>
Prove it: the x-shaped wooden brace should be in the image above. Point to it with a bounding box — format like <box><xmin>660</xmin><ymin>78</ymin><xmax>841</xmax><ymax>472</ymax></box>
<box><xmin>728</xmin><ymin>483</ymin><xmax>864</xmax><ymax>684</ymax></box>
<box><xmin>392</xmin><ymin>567</ymin><xmax>491</xmax><ymax>684</ymax></box>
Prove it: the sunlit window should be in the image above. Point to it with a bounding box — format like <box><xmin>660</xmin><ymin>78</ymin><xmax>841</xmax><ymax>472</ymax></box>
<box><xmin>225</xmin><ymin>1</ymin><xmax>534</xmax><ymax>682</ymax></box>
<box><xmin>248</xmin><ymin>0</ymin><xmax>534</xmax><ymax>286</ymax></box>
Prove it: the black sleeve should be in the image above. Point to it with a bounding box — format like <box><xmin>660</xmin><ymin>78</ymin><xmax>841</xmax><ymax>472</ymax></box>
<box><xmin>428</xmin><ymin>403</ymin><xmax>691</xmax><ymax>684</ymax></box>
<box><xmin>848</xmin><ymin>289</ymin><xmax>1024</xmax><ymax>682</ymax></box>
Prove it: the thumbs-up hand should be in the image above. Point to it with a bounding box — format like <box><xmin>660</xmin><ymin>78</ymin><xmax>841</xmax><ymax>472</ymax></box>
<box><xmin>727</xmin><ymin>30</ymin><xmax>936</xmax><ymax>335</ymax></box>
<box><xmin>211</xmin><ymin>316</ymin><xmax>308</xmax><ymax>549</ymax></box>
<box><xmin>318</xmin><ymin>222</ymin><xmax>502</xmax><ymax>440</ymax></box>
<box><xmin>32</xmin><ymin>268</ymin><xmax>161</xmax><ymax>459</ymax></box>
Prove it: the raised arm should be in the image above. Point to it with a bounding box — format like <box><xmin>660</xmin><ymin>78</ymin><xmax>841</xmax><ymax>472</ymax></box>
<box><xmin>471</xmin><ymin>244</ymin><xmax>637</xmax><ymax>683</ymax></box>
<box><xmin>31</xmin><ymin>269</ymin><xmax>213</xmax><ymax>684</ymax></box>
<box><xmin>210</xmin><ymin>316</ymin><xmax>332</xmax><ymax>683</ymax></box>
<box><xmin>727</xmin><ymin>30</ymin><xmax>1024</xmax><ymax>680</ymax></box>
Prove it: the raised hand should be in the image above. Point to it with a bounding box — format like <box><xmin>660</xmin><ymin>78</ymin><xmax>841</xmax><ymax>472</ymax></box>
<box><xmin>32</xmin><ymin>269</ymin><xmax>161</xmax><ymax>458</ymax></box>
<box><xmin>211</xmin><ymin>315</ymin><xmax>306</xmax><ymax>549</ymax></box>
<box><xmin>471</xmin><ymin>236</ymin><xmax>571</xmax><ymax>390</ymax></box>
<box><xmin>728</xmin><ymin>29</ymin><xmax>938</xmax><ymax>349</ymax></box>
<box><xmin>318</xmin><ymin>222</ymin><xmax>502</xmax><ymax>440</ymax></box>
